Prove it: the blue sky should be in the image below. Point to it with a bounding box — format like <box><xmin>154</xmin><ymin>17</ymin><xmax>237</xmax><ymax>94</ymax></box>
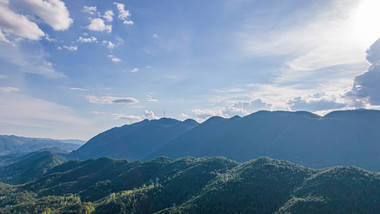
<box><xmin>1</xmin><ymin>0</ymin><xmax>380</xmax><ymax>140</ymax></box>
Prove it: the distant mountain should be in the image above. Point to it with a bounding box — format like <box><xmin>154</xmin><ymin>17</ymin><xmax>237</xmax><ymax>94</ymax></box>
<box><xmin>151</xmin><ymin>109</ymin><xmax>380</xmax><ymax>171</ymax></box>
<box><xmin>2</xmin><ymin>156</ymin><xmax>380</xmax><ymax>213</ymax></box>
<box><xmin>0</xmin><ymin>135</ymin><xmax>84</xmax><ymax>156</ymax></box>
<box><xmin>69</xmin><ymin>109</ymin><xmax>380</xmax><ymax>171</ymax></box>
<box><xmin>69</xmin><ymin>118</ymin><xmax>199</xmax><ymax>160</ymax></box>
<box><xmin>0</xmin><ymin>151</ymin><xmax>66</xmax><ymax>185</ymax></box>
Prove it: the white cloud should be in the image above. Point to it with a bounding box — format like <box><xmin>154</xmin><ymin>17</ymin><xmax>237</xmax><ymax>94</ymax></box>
<box><xmin>0</xmin><ymin>92</ymin><xmax>89</xmax><ymax>127</ymax></box>
<box><xmin>113</xmin><ymin>110</ymin><xmax>159</xmax><ymax>124</ymax></box>
<box><xmin>62</xmin><ymin>45</ymin><xmax>77</xmax><ymax>51</ymax></box>
<box><xmin>112</xmin><ymin>113</ymin><xmax>142</xmax><ymax>123</ymax></box>
<box><xmin>146</xmin><ymin>93</ymin><xmax>158</xmax><ymax>102</ymax></box>
<box><xmin>192</xmin><ymin>98</ymin><xmax>273</xmax><ymax>121</ymax></box>
<box><xmin>192</xmin><ymin>108</ymin><xmax>224</xmax><ymax>120</ymax></box>
<box><xmin>86</xmin><ymin>95</ymin><xmax>138</xmax><ymax>105</ymax></box>
<box><xmin>0</xmin><ymin>87</ymin><xmax>19</xmax><ymax>93</ymax></box>
<box><xmin>0</xmin><ymin>1</ymin><xmax>45</xmax><ymax>41</ymax></box>
<box><xmin>13</xmin><ymin>0</ymin><xmax>73</xmax><ymax>31</ymax></box>
<box><xmin>0</xmin><ymin>74</ymin><xmax>7</xmax><ymax>79</ymax></box>
<box><xmin>45</xmin><ymin>34</ymin><xmax>56</xmax><ymax>42</ymax></box>
<box><xmin>114</xmin><ymin>2</ymin><xmax>134</xmax><ymax>25</ymax></box>
<box><xmin>0</xmin><ymin>43</ymin><xmax>66</xmax><ymax>78</ymax></box>
<box><xmin>130</xmin><ymin>68</ymin><xmax>138</xmax><ymax>72</ymax></box>
<box><xmin>108</xmin><ymin>55</ymin><xmax>121</xmax><ymax>62</ymax></box>
<box><xmin>143</xmin><ymin>110</ymin><xmax>159</xmax><ymax>120</ymax></box>
<box><xmin>103</xmin><ymin>10</ymin><xmax>114</xmax><ymax>22</ymax></box>
<box><xmin>70</xmin><ymin>87</ymin><xmax>88</xmax><ymax>91</ymax></box>
<box><xmin>153</xmin><ymin>33</ymin><xmax>159</xmax><ymax>39</ymax></box>
<box><xmin>77</xmin><ymin>36</ymin><xmax>97</xmax><ymax>43</ymax></box>
<box><xmin>237</xmin><ymin>0</ymin><xmax>374</xmax><ymax>88</ymax></box>
<box><xmin>102</xmin><ymin>40</ymin><xmax>115</xmax><ymax>49</ymax></box>
<box><xmin>0</xmin><ymin>0</ymin><xmax>72</xmax><ymax>42</ymax></box>
<box><xmin>179</xmin><ymin>113</ymin><xmax>190</xmax><ymax>119</ymax></box>
<box><xmin>87</xmin><ymin>18</ymin><xmax>112</xmax><ymax>33</ymax></box>
<box><xmin>83</xmin><ymin>6</ymin><xmax>96</xmax><ymax>15</ymax></box>
<box><xmin>91</xmin><ymin>111</ymin><xmax>104</xmax><ymax>115</ymax></box>
<box><xmin>347</xmin><ymin>38</ymin><xmax>380</xmax><ymax>106</ymax></box>
<box><xmin>288</xmin><ymin>93</ymin><xmax>347</xmax><ymax>111</ymax></box>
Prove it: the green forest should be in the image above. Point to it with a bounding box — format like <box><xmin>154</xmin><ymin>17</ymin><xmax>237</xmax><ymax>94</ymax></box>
<box><xmin>1</xmin><ymin>151</ymin><xmax>380</xmax><ymax>213</ymax></box>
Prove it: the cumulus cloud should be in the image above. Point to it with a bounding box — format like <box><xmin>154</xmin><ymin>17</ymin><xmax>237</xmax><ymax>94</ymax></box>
<box><xmin>83</xmin><ymin>6</ymin><xmax>96</xmax><ymax>15</ymax></box>
<box><xmin>62</xmin><ymin>45</ymin><xmax>77</xmax><ymax>51</ymax></box>
<box><xmin>108</xmin><ymin>55</ymin><xmax>121</xmax><ymax>62</ymax></box>
<box><xmin>192</xmin><ymin>108</ymin><xmax>224</xmax><ymax>120</ymax></box>
<box><xmin>0</xmin><ymin>87</ymin><xmax>19</xmax><ymax>93</ymax></box>
<box><xmin>77</xmin><ymin>36</ymin><xmax>97</xmax><ymax>43</ymax></box>
<box><xmin>102</xmin><ymin>40</ymin><xmax>115</xmax><ymax>49</ymax></box>
<box><xmin>114</xmin><ymin>2</ymin><xmax>133</xmax><ymax>25</ymax></box>
<box><xmin>0</xmin><ymin>1</ymin><xmax>44</xmax><ymax>41</ymax></box>
<box><xmin>86</xmin><ymin>95</ymin><xmax>138</xmax><ymax>105</ymax></box>
<box><xmin>103</xmin><ymin>10</ymin><xmax>114</xmax><ymax>22</ymax></box>
<box><xmin>14</xmin><ymin>0</ymin><xmax>72</xmax><ymax>31</ymax></box>
<box><xmin>0</xmin><ymin>0</ymin><xmax>72</xmax><ymax>42</ymax></box>
<box><xmin>192</xmin><ymin>98</ymin><xmax>272</xmax><ymax>121</ymax></box>
<box><xmin>87</xmin><ymin>18</ymin><xmax>112</xmax><ymax>33</ymax></box>
<box><xmin>288</xmin><ymin>93</ymin><xmax>346</xmax><ymax>111</ymax></box>
<box><xmin>113</xmin><ymin>110</ymin><xmax>159</xmax><ymax>124</ymax></box>
<box><xmin>347</xmin><ymin>38</ymin><xmax>380</xmax><ymax>106</ymax></box>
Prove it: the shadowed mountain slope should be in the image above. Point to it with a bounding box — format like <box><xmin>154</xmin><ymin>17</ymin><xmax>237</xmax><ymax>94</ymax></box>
<box><xmin>69</xmin><ymin>118</ymin><xmax>199</xmax><ymax>160</ymax></box>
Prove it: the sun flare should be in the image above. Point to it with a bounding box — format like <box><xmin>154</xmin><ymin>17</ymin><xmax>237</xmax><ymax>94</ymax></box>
<box><xmin>353</xmin><ymin>0</ymin><xmax>380</xmax><ymax>45</ymax></box>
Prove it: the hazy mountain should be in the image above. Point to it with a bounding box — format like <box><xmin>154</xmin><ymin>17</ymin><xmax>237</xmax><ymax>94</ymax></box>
<box><xmin>2</xmin><ymin>156</ymin><xmax>380</xmax><ymax>213</ymax></box>
<box><xmin>0</xmin><ymin>151</ymin><xmax>66</xmax><ymax>185</ymax></box>
<box><xmin>69</xmin><ymin>118</ymin><xmax>199</xmax><ymax>160</ymax></box>
<box><xmin>151</xmin><ymin>109</ymin><xmax>380</xmax><ymax>171</ymax></box>
<box><xmin>68</xmin><ymin>109</ymin><xmax>380</xmax><ymax>171</ymax></box>
<box><xmin>0</xmin><ymin>135</ymin><xmax>84</xmax><ymax>156</ymax></box>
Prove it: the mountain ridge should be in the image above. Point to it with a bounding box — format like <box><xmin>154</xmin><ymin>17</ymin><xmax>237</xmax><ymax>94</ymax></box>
<box><xmin>69</xmin><ymin>109</ymin><xmax>380</xmax><ymax>171</ymax></box>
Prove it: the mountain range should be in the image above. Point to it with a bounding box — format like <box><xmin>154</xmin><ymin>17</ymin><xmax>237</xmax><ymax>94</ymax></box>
<box><xmin>69</xmin><ymin>109</ymin><xmax>380</xmax><ymax>171</ymax></box>
<box><xmin>1</xmin><ymin>152</ymin><xmax>380</xmax><ymax>213</ymax></box>
<box><xmin>0</xmin><ymin>135</ymin><xmax>85</xmax><ymax>156</ymax></box>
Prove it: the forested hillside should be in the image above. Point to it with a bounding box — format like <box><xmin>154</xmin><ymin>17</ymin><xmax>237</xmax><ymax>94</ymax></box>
<box><xmin>1</xmin><ymin>155</ymin><xmax>380</xmax><ymax>213</ymax></box>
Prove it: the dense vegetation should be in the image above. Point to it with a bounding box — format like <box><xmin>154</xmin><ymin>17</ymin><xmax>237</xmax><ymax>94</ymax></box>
<box><xmin>0</xmin><ymin>151</ymin><xmax>66</xmax><ymax>184</ymax></box>
<box><xmin>69</xmin><ymin>110</ymin><xmax>380</xmax><ymax>171</ymax></box>
<box><xmin>1</xmin><ymin>153</ymin><xmax>380</xmax><ymax>213</ymax></box>
<box><xmin>0</xmin><ymin>135</ymin><xmax>82</xmax><ymax>156</ymax></box>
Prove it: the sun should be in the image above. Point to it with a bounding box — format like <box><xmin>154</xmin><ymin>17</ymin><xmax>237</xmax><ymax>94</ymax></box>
<box><xmin>353</xmin><ymin>0</ymin><xmax>380</xmax><ymax>45</ymax></box>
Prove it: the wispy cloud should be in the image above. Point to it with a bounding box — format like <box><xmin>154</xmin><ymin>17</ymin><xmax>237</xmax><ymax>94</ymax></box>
<box><xmin>108</xmin><ymin>55</ymin><xmax>121</xmax><ymax>62</ymax></box>
<box><xmin>70</xmin><ymin>87</ymin><xmax>88</xmax><ymax>92</ymax></box>
<box><xmin>0</xmin><ymin>87</ymin><xmax>19</xmax><ymax>93</ymax></box>
<box><xmin>86</xmin><ymin>95</ymin><xmax>138</xmax><ymax>104</ymax></box>
<box><xmin>114</xmin><ymin>2</ymin><xmax>133</xmax><ymax>25</ymax></box>
<box><xmin>62</xmin><ymin>45</ymin><xmax>78</xmax><ymax>51</ymax></box>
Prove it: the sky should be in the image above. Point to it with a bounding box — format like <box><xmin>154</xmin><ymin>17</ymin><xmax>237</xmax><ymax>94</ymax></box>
<box><xmin>1</xmin><ymin>0</ymin><xmax>380</xmax><ymax>140</ymax></box>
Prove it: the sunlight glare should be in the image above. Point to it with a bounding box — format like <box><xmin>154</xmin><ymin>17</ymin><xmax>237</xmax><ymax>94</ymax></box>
<box><xmin>353</xmin><ymin>0</ymin><xmax>380</xmax><ymax>46</ymax></box>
